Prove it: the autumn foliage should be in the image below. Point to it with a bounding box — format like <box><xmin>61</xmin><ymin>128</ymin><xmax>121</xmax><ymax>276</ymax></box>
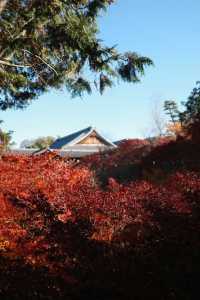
<box><xmin>0</xmin><ymin>137</ymin><xmax>200</xmax><ymax>299</ymax></box>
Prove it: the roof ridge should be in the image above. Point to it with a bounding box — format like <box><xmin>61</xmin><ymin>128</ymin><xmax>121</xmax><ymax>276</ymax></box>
<box><xmin>63</xmin><ymin>126</ymin><xmax>92</xmax><ymax>138</ymax></box>
<box><xmin>50</xmin><ymin>126</ymin><xmax>93</xmax><ymax>149</ymax></box>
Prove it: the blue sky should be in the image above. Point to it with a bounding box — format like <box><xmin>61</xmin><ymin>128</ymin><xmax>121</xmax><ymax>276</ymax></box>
<box><xmin>1</xmin><ymin>0</ymin><xmax>200</xmax><ymax>146</ymax></box>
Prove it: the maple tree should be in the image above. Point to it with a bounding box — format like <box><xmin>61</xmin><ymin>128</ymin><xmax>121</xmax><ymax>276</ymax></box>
<box><xmin>166</xmin><ymin>121</ymin><xmax>184</xmax><ymax>137</ymax></box>
<box><xmin>0</xmin><ymin>133</ymin><xmax>199</xmax><ymax>299</ymax></box>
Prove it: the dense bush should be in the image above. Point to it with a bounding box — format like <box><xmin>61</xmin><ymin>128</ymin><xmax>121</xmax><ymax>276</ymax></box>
<box><xmin>0</xmin><ymin>140</ymin><xmax>200</xmax><ymax>299</ymax></box>
<box><xmin>81</xmin><ymin>139</ymin><xmax>151</xmax><ymax>185</ymax></box>
<box><xmin>82</xmin><ymin>136</ymin><xmax>200</xmax><ymax>185</ymax></box>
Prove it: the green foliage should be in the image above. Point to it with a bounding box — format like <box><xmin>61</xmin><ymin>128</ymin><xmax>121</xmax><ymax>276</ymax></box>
<box><xmin>164</xmin><ymin>100</ymin><xmax>179</xmax><ymax>124</ymax></box>
<box><xmin>182</xmin><ymin>81</ymin><xmax>200</xmax><ymax>124</ymax></box>
<box><xmin>164</xmin><ymin>82</ymin><xmax>200</xmax><ymax>141</ymax></box>
<box><xmin>0</xmin><ymin>121</ymin><xmax>14</xmax><ymax>151</ymax></box>
<box><xmin>0</xmin><ymin>0</ymin><xmax>153</xmax><ymax>110</ymax></box>
<box><xmin>164</xmin><ymin>82</ymin><xmax>200</xmax><ymax>126</ymax></box>
<box><xmin>21</xmin><ymin>136</ymin><xmax>56</xmax><ymax>149</ymax></box>
<box><xmin>118</xmin><ymin>52</ymin><xmax>153</xmax><ymax>82</ymax></box>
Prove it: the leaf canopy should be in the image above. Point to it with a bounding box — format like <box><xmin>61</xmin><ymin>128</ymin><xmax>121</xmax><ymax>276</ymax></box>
<box><xmin>0</xmin><ymin>0</ymin><xmax>153</xmax><ymax>110</ymax></box>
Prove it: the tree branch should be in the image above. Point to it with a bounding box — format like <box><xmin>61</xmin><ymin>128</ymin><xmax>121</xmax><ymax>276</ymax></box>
<box><xmin>23</xmin><ymin>49</ymin><xmax>58</xmax><ymax>75</ymax></box>
<box><xmin>0</xmin><ymin>49</ymin><xmax>58</xmax><ymax>76</ymax></box>
<box><xmin>0</xmin><ymin>59</ymin><xmax>31</xmax><ymax>68</ymax></box>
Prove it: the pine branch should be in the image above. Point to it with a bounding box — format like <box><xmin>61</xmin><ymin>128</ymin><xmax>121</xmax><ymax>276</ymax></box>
<box><xmin>0</xmin><ymin>59</ymin><xmax>30</xmax><ymax>68</ymax></box>
<box><xmin>23</xmin><ymin>50</ymin><xmax>58</xmax><ymax>76</ymax></box>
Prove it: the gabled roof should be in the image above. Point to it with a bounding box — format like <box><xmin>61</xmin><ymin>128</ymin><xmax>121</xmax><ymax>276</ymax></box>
<box><xmin>50</xmin><ymin>126</ymin><xmax>117</xmax><ymax>149</ymax></box>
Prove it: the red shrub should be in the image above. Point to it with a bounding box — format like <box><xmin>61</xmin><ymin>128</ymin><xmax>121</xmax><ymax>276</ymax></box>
<box><xmin>0</xmin><ymin>152</ymin><xmax>199</xmax><ymax>253</ymax></box>
<box><xmin>0</xmin><ymin>142</ymin><xmax>199</xmax><ymax>299</ymax></box>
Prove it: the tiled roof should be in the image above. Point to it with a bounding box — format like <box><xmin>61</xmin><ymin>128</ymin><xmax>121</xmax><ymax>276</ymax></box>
<box><xmin>8</xmin><ymin>127</ymin><xmax>117</xmax><ymax>158</ymax></box>
<box><xmin>50</xmin><ymin>126</ymin><xmax>117</xmax><ymax>149</ymax></box>
<box><xmin>50</xmin><ymin>126</ymin><xmax>93</xmax><ymax>149</ymax></box>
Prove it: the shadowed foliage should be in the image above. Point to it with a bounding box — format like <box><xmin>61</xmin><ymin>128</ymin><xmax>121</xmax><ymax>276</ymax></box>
<box><xmin>0</xmin><ymin>131</ymin><xmax>199</xmax><ymax>299</ymax></box>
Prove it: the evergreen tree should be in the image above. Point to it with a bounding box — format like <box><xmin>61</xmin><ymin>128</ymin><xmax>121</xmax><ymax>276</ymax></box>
<box><xmin>164</xmin><ymin>82</ymin><xmax>200</xmax><ymax>141</ymax></box>
<box><xmin>0</xmin><ymin>0</ymin><xmax>153</xmax><ymax>110</ymax></box>
<box><xmin>182</xmin><ymin>82</ymin><xmax>200</xmax><ymax>124</ymax></box>
<box><xmin>181</xmin><ymin>82</ymin><xmax>200</xmax><ymax>142</ymax></box>
<box><xmin>164</xmin><ymin>100</ymin><xmax>179</xmax><ymax>125</ymax></box>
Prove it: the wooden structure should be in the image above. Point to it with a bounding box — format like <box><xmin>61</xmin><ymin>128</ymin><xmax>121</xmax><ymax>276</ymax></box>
<box><xmin>9</xmin><ymin>127</ymin><xmax>117</xmax><ymax>159</ymax></box>
<box><xmin>48</xmin><ymin>126</ymin><xmax>117</xmax><ymax>158</ymax></box>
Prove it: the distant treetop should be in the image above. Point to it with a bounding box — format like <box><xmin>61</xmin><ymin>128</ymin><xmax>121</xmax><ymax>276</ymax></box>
<box><xmin>21</xmin><ymin>136</ymin><xmax>56</xmax><ymax>150</ymax></box>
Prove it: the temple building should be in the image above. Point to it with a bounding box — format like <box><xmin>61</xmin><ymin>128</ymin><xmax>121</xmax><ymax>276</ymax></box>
<box><xmin>35</xmin><ymin>126</ymin><xmax>117</xmax><ymax>158</ymax></box>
